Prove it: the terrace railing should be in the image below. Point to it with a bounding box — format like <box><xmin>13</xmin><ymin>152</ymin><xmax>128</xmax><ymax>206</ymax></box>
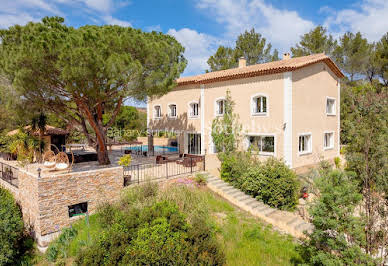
<box><xmin>0</xmin><ymin>162</ymin><xmax>19</xmax><ymax>188</ymax></box>
<box><xmin>124</xmin><ymin>145</ymin><xmax>179</xmax><ymax>157</ymax></box>
<box><xmin>123</xmin><ymin>155</ymin><xmax>205</xmax><ymax>186</ymax></box>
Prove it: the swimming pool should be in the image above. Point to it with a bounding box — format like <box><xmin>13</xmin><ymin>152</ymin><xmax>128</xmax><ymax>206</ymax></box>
<box><xmin>125</xmin><ymin>145</ymin><xmax>178</xmax><ymax>153</ymax></box>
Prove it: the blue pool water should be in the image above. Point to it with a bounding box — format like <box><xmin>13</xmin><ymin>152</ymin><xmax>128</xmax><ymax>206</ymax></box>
<box><xmin>125</xmin><ymin>145</ymin><xmax>178</xmax><ymax>152</ymax></box>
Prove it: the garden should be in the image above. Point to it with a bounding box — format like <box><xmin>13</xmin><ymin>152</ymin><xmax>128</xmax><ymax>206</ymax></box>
<box><xmin>42</xmin><ymin>181</ymin><xmax>303</xmax><ymax>265</ymax></box>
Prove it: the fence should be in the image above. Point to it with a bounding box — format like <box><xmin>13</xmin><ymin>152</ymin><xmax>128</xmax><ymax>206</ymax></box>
<box><xmin>122</xmin><ymin>145</ymin><xmax>179</xmax><ymax>157</ymax></box>
<box><xmin>0</xmin><ymin>162</ymin><xmax>19</xmax><ymax>188</ymax></box>
<box><xmin>123</xmin><ymin>156</ymin><xmax>205</xmax><ymax>185</ymax></box>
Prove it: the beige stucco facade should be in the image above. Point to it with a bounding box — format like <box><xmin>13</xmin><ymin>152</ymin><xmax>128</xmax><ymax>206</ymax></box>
<box><xmin>147</xmin><ymin>60</ymin><xmax>340</xmax><ymax>171</ymax></box>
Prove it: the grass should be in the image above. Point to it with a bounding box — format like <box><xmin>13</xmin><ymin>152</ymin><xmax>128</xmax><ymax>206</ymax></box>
<box><xmin>42</xmin><ymin>184</ymin><xmax>302</xmax><ymax>265</ymax></box>
<box><xmin>204</xmin><ymin>189</ymin><xmax>302</xmax><ymax>265</ymax></box>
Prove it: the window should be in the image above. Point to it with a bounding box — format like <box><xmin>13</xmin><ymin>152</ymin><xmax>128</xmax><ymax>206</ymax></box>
<box><xmin>324</xmin><ymin>132</ymin><xmax>334</xmax><ymax>150</ymax></box>
<box><xmin>299</xmin><ymin>134</ymin><xmax>312</xmax><ymax>154</ymax></box>
<box><xmin>168</xmin><ymin>104</ymin><xmax>177</xmax><ymax>118</ymax></box>
<box><xmin>189</xmin><ymin>102</ymin><xmax>199</xmax><ymax>117</ymax></box>
<box><xmin>154</xmin><ymin>105</ymin><xmax>161</xmax><ymax>118</ymax></box>
<box><xmin>326</xmin><ymin>98</ymin><xmax>336</xmax><ymax>115</ymax></box>
<box><xmin>252</xmin><ymin>96</ymin><xmax>267</xmax><ymax>115</ymax></box>
<box><xmin>188</xmin><ymin>133</ymin><xmax>201</xmax><ymax>154</ymax></box>
<box><xmin>216</xmin><ymin>99</ymin><xmax>225</xmax><ymax>116</ymax></box>
<box><xmin>248</xmin><ymin>135</ymin><xmax>275</xmax><ymax>154</ymax></box>
<box><xmin>68</xmin><ymin>202</ymin><xmax>88</xmax><ymax>218</ymax></box>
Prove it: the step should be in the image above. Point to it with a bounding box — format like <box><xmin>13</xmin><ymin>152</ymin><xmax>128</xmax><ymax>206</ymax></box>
<box><xmin>209</xmin><ymin>179</ymin><xmax>224</xmax><ymax>185</ymax></box>
<box><xmin>286</xmin><ymin>217</ymin><xmax>300</xmax><ymax>227</ymax></box>
<box><xmin>251</xmin><ymin>202</ymin><xmax>268</xmax><ymax>211</ymax></box>
<box><xmin>213</xmin><ymin>182</ymin><xmax>228</xmax><ymax>189</ymax></box>
<box><xmin>235</xmin><ymin>194</ymin><xmax>251</xmax><ymax>201</ymax></box>
<box><xmin>228</xmin><ymin>189</ymin><xmax>244</xmax><ymax>196</ymax></box>
<box><xmin>241</xmin><ymin>197</ymin><xmax>256</xmax><ymax>205</ymax></box>
<box><xmin>262</xmin><ymin>208</ymin><xmax>277</xmax><ymax>217</ymax></box>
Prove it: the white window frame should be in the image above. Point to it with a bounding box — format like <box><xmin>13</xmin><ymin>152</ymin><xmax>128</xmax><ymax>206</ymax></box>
<box><xmin>245</xmin><ymin>133</ymin><xmax>276</xmax><ymax>156</ymax></box>
<box><xmin>153</xmin><ymin>105</ymin><xmax>162</xmax><ymax>119</ymax></box>
<box><xmin>168</xmin><ymin>103</ymin><xmax>177</xmax><ymax>118</ymax></box>
<box><xmin>323</xmin><ymin>131</ymin><xmax>334</xmax><ymax>150</ymax></box>
<box><xmin>214</xmin><ymin>97</ymin><xmax>226</xmax><ymax>117</ymax></box>
<box><xmin>188</xmin><ymin>101</ymin><xmax>199</xmax><ymax>119</ymax></box>
<box><xmin>298</xmin><ymin>132</ymin><xmax>312</xmax><ymax>155</ymax></box>
<box><xmin>326</xmin><ymin>97</ymin><xmax>336</xmax><ymax>116</ymax></box>
<box><xmin>251</xmin><ymin>94</ymin><xmax>269</xmax><ymax>116</ymax></box>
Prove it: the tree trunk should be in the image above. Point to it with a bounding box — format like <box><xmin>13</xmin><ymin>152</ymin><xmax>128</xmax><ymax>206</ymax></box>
<box><xmin>96</xmin><ymin>142</ymin><xmax>110</xmax><ymax>165</ymax></box>
<box><xmin>78</xmin><ymin>102</ymin><xmax>111</xmax><ymax>165</ymax></box>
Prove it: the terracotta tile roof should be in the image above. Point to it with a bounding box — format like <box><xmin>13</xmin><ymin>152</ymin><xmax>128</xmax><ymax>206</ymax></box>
<box><xmin>8</xmin><ymin>125</ymin><xmax>68</xmax><ymax>136</ymax></box>
<box><xmin>176</xmin><ymin>53</ymin><xmax>344</xmax><ymax>85</ymax></box>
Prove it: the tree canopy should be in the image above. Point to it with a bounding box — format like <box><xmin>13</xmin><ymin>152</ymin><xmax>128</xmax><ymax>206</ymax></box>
<box><xmin>333</xmin><ymin>32</ymin><xmax>371</xmax><ymax>81</ymax></box>
<box><xmin>0</xmin><ymin>17</ymin><xmax>186</xmax><ymax>164</ymax></box>
<box><xmin>207</xmin><ymin>28</ymin><xmax>278</xmax><ymax>72</ymax></box>
<box><xmin>291</xmin><ymin>26</ymin><xmax>337</xmax><ymax>57</ymax></box>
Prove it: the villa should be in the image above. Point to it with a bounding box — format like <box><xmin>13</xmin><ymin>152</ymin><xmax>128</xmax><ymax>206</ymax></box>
<box><xmin>147</xmin><ymin>53</ymin><xmax>344</xmax><ymax>172</ymax></box>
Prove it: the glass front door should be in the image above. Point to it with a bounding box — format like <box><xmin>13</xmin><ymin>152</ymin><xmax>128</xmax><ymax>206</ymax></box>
<box><xmin>188</xmin><ymin>133</ymin><xmax>201</xmax><ymax>154</ymax></box>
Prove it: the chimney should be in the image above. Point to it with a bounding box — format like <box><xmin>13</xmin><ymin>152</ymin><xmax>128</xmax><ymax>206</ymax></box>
<box><xmin>282</xmin><ymin>52</ymin><xmax>291</xmax><ymax>60</ymax></box>
<box><xmin>238</xmin><ymin>57</ymin><xmax>246</xmax><ymax>68</ymax></box>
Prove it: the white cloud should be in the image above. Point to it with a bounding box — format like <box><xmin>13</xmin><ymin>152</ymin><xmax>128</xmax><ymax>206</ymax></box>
<box><xmin>0</xmin><ymin>0</ymin><xmax>132</xmax><ymax>29</ymax></box>
<box><xmin>196</xmin><ymin>0</ymin><xmax>314</xmax><ymax>52</ymax></box>
<box><xmin>145</xmin><ymin>25</ymin><xmax>162</xmax><ymax>32</ymax></box>
<box><xmin>167</xmin><ymin>28</ymin><xmax>224</xmax><ymax>76</ymax></box>
<box><xmin>103</xmin><ymin>15</ymin><xmax>131</xmax><ymax>27</ymax></box>
<box><xmin>323</xmin><ymin>0</ymin><xmax>388</xmax><ymax>41</ymax></box>
<box><xmin>81</xmin><ymin>0</ymin><xmax>112</xmax><ymax>12</ymax></box>
<box><xmin>0</xmin><ymin>12</ymin><xmax>36</xmax><ymax>28</ymax></box>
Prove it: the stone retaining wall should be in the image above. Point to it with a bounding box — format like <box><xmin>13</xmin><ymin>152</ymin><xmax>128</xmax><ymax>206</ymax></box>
<box><xmin>0</xmin><ymin>166</ymin><xmax>124</xmax><ymax>249</ymax></box>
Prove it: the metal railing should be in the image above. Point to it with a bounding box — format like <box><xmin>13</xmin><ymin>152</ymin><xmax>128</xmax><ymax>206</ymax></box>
<box><xmin>124</xmin><ymin>145</ymin><xmax>179</xmax><ymax>157</ymax></box>
<box><xmin>123</xmin><ymin>155</ymin><xmax>205</xmax><ymax>186</ymax></box>
<box><xmin>0</xmin><ymin>162</ymin><xmax>19</xmax><ymax>188</ymax></box>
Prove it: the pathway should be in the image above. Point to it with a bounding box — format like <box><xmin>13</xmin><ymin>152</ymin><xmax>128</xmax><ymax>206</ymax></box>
<box><xmin>205</xmin><ymin>173</ymin><xmax>313</xmax><ymax>238</ymax></box>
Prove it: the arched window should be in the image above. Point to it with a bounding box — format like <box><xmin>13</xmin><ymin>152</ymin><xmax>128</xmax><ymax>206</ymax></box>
<box><xmin>252</xmin><ymin>95</ymin><xmax>267</xmax><ymax>115</ymax></box>
<box><xmin>168</xmin><ymin>104</ymin><xmax>177</xmax><ymax>118</ymax></box>
<box><xmin>154</xmin><ymin>105</ymin><xmax>161</xmax><ymax>118</ymax></box>
<box><xmin>215</xmin><ymin>99</ymin><xmax>225</xmax><ymax>116</ymax></box>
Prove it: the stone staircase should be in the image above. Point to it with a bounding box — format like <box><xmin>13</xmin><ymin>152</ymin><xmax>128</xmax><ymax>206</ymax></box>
<box><xmin>205</xmin><ymin>173</ymin><xmax>313</xmax><ymax>238</ymax></box>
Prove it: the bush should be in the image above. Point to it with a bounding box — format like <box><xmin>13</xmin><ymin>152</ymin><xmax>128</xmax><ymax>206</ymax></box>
<box><xmin>75</xmin><ymin>184</ymin><xmax>225</xmax><ymax>265</ymax></box>
<box><xmin>221</xmin><ymin>154</ymin><xmax>299</xmax><ymax>211</ymax></box>
<box><xmin>46</xmin><ymin>227</ymin><xmax>78</xmax><ymax>262</ymax></box>
<box><xmin>0</xmin><ymin>187</ymin><xmax>24</xmax><ymax>265</ymax></box>
<box><xmin>300</xmin><ymin>169</ymin><xmax>376</xmax><ymax>265</ymax></box>
<box><xmin>220</xmin><ymin>151</ymin><xmax>253</xmax><ymax>188</ymax></box>
<box><xmin>194</xmin><ymin>173</ymin><xmax>207</xmax><ymax>186</ymax></box>
<box><xmin>254</xmin><ymin>158</ymin><xmax>299</xmax><ymax>210</ymax></box>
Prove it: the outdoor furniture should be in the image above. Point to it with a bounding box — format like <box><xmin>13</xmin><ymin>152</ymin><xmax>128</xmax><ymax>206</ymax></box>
<box><xmin>55</xmin><ymin>151</ymin><xmax>74</xmax><ymax>171</ymax></box>
<box><xmin>156</xmin><ymin>155</ymin><xmax>168</xmax><ymax>164</ymax></box>
<box><xmin>62</xmin><ymin>144</ymin><xmax>86</xmax><ymax>152</ymax></box>
<box><xmin>42</xmin><ymin>150</ymin><xmax>56</xmax><ymax>168</ymax></box>
<box><xmin>69</xmin><ymin>151</ymin><xmax>98</xmax><ymax>163</ymax></box>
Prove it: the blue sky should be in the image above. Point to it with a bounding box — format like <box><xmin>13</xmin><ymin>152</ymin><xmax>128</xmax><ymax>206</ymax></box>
<box><xmin>1</xmin><ymin>0</ymin><xmax>387</xmax><ymax>78</ymax></box>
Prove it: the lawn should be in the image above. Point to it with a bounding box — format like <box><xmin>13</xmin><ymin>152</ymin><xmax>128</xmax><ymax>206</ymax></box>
<box><xmin>41</xmin><ymin>184</ymin><xmax>301</xmax><ymax>265</ymax></box>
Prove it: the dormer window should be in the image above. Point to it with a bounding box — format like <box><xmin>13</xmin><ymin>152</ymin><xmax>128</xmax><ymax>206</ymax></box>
<box><xmin>168</xmin><ymin>104</ymin><xmax>177</xmax><ymax>118</ymax></box>
<box><xmin>252</xmin><ymin>95</ymin><xmax>267</xmax><ymax>115</ymax></box>
<box><xmin>216</xmin><ymin>99</ymin><xmax>225</xmax><ymax>116</ymax></box>
<box><xmin>326</xmin><ymin>97</ymin><xmax>336</xmax><ymax>115</ymax></box>
<box><xmin>154</xmin><ymin>105</ymin><xmax>161</xmax><ymax>119</ymax></box>
<box><xmin>189</xmin><ymin>102</ymin><xmax>199</xmax><ymax>118</ymax></box>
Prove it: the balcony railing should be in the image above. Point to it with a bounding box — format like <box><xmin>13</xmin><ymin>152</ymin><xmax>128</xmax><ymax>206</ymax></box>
<box><xmin>0</xmin><ymin>162</ymin><xmax>19</xmax><ymax>188</ymax></box>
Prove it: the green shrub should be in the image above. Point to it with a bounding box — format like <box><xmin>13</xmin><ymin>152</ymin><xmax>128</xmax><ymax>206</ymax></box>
<box><xmin>46</xmin><ymin>227</ymin><xmax>78</xmax><ymax>262</ymax></box>
<box><xmin>334</xmin><ymin>156</ymin><xmax>341</xmax><ymax>169</ymax></box>
<box><xmin>75</xmin><ymin>185</ymin><xmax>225</xmax><ymax>265</ymax></box>
<box><xmin>0</xmin><ymin>187</ymin><xmax>24</xmax><ymax>265</ymax></box>
<box><xmin>222</xmin><ymin>154</ymin><xmax>299</xmax><ymax>211</ymax></box>
<box><xmin>194</xmin><ymin>173</ymin><xmax>207</xmax><ymax>186</ymax></box>
<box><xmin>220</xmin><ymin>151</ymin><xmax>253</xmax><ymax>188</ymax></box>
<box><xmin>255</xmin><ymin>158</ymin><xmax>299</xmax><ymax>210</ymax></box>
